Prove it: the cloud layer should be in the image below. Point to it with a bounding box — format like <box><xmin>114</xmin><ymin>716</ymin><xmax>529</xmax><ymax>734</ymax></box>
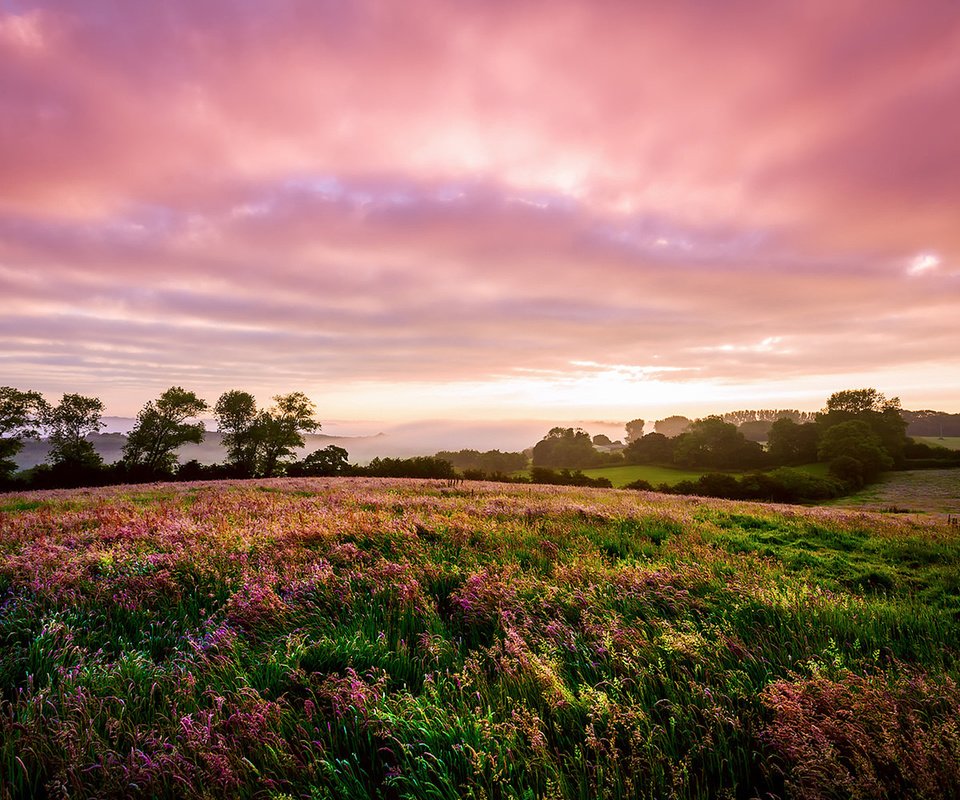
<box><xmin>3</xmin><ymin>0</ymin><xmax>959</xmax><ymax>418</ymax></box>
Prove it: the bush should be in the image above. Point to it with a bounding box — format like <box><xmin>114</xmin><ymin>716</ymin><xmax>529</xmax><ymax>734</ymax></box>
<box><xmin>529</xmin><ymin>467</ymin><xmax>612</xmax><ymax>488</ymax></box>
<box><xmin>829</xmin><ymin>455</ymin><xmax>865</xmax><ymax>488</ymax></box>
<box><xmin>622</xmin><ymin>478</ymin><xmax>654</xmax><ymax>491</ymax></box>
<box><xmin>766</xmin><ymin>467</ymin><xmax>845</xmax><ymax>500</ymax></box>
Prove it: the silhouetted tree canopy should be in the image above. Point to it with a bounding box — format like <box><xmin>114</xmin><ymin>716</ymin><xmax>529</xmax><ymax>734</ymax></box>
<box><xmin>672</xmin><ymin>417</ymin><xmax>765</xmax><ymax>469</ymax></box>
<box><xmin>123</xmin><ymin>387</ymin><xmax>208</xmax><ymax>475</ymax></box>
<box><xmin>624</xmin><ymin>418</ymin><xmax>645</xmax><ymax>443</ymax></box>
<box><xmin>434</xmin><ymin>449</ymin><xmax>527</xmax><ymax>475</ymax></box>
<box><xmin>767</xmin><ymin>419</ymin><xmax>820</xmax><ymax>465</ymax></box>
<box><xmin>623</xmin><ymin>432</ymin><xmax>675</xmax><ymax>464</ymax></box>
<box><xmin>288</xmin><ymin>445</ymin><xmax>350</xmax><ymax>477</ymax></box>
<box><xmin>256</xmin><ymin>392</ymin><xmax>321</xmax><ymax>478</ymax></box>
<box><xmin>654</xmin><ymin>415</ymin><xmax>692</xmax><ymax>438</ymax></box>
<box><xmin>531</xmin><ymin>427</ymin><xmax>600</xmax><ymax>469</ymax></box>
<box><xmin>0</xmin><ymin>386</ymin><xmax>47</xmax><ymax>478</ymax></box>
<box><xmin>818</xmin><ymin>420</ymin><xmax>893</xmax><ymax>484</ymax></box>
<box><xmin>817</xmin><ymin>388</ymin><xmax>907</xmax><ymax>466</ymax></box>
<box><xmin>214</xmin><ymin>390</ymin><xmax>260</xmax><ymax>476</ymax></box>
<box><xmin>43</xmin><ymin>394</ymin><xmax>105</xmax><ymax>470</ymax></box>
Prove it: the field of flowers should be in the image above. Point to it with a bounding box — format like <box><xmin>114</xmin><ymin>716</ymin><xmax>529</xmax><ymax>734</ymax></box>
<box><xmin>1</xmin><ymin>478</ymin><xmax>959</xmax><ymax>799</ymax></box>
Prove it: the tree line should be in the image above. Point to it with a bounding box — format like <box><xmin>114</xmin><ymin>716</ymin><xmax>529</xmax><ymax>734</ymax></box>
<box><xmin>1</xmin><ymin>386</ymin><xmax>331</xmax><ymax>490</ymax></box>
<box><xmin>3</xmin><ymin>384</ymin><xmax>958</xmax><ymax>496</ymax></box>
<box><xmin>529</xmin><ymin>388</ymin><xmax>960</xmax><ymax>500</ymax></box>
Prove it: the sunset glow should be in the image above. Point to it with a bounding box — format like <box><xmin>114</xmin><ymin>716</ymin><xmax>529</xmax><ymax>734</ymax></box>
<box><xmin>3</xmin><ymin>1</ymin><xmax>959</xmax><ymax>419</ymax></box>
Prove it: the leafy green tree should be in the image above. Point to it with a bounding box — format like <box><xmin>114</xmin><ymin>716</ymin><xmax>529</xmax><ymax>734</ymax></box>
<box><xmin>592</xmin><ymin>434</ymin><xmax>613</xmax><ymax>446</ymax></box>
<box><xmin>214</xmin><ymin>390</ymin><xmax>260</xmax><ymax>476</ymax></box>
<box><xmin>256</xmin><ymin>392</ymin><xmax>320</xmax><ymax>477</ymax></box>
<box><xmin>434</xmin><ymin>449</ymin><xmax>528</xmax><ymax>475</ymax></box>
<box><xmin>288</xmin><ymin>445</ymin><xmax>350</xmax><ymax>477</ymax></box>
<box><xmin>364</xmin><ymin>456</ymin><xmax>455</xmax><ymax>479</ymax></box>
<box><xmin>817</xmin><ymin>420</ymin><xmax>892</xmax><ymax>482</ymax></box>
<box><xmin>531</xmin><ymin>427</ymin><xmax>599</xmax><ymax>469</ymax></box>
<box><xmin>623</xmin><ymin>432</ymin><xmax>675</xmax><ymax>464</ymax></box>
<box><xmin>673</xmin><ymin>417</ymin><xmax>766</xmax><ymax>469</ymax></box>
<box><xmin>0</xmin><ymin>387</ymin><xmax>47</xmax><ymax>478</ymax></box>
<box><xmin>824</xmin><ymin>388</ymin><xmax>891</xmax><ymax>415</ymax></box>
<box><xmin>43</xmin><ymin>394</ymin><xmax>105</xmax><ymax>469</ymax></box>
<box><xmin>817</xmin><ymin>388</ymin><xmax>907</xmax><ymax>466</ymax></box>
<box><xmin>767</xmin><ymin>418</ymin><xmax>820</xmax><ymax>465</ymax></box>
<box><xmin>123</xmin><ymin>387</ymin><xmax>208</xmax><ymax>474</ymax></box>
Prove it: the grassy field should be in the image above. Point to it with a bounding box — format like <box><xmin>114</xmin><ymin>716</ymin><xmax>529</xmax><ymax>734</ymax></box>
<box><xmin>580</xmin><ymin>464</ymin><xmax>742</xmax><ymax>487</ymax></box>
<box><xmin>1</xmin><ymin>478</ymin><xmax>959</xmax><ymax>799</ymax></box>
<box><xmin>914</xmin><ymin>436</ymin><xmax>960</xmax><ymax>451</ymax></box>
<box><xmin>829</xmin><ymin>468</ymin><xmax>960</xmax><ymax>513</ymax></box>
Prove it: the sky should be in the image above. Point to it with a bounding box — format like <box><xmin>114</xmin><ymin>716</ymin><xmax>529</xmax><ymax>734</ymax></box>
<box><xmin>2</xmin><ymin>0</ymin><xmax>959</xmax><ymax>427</ymax></box>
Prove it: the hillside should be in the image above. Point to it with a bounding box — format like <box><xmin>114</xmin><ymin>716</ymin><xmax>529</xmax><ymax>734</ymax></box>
<box><xmin>1</xmin><ymin>479</ymin><xmax>958</xmax><ymax>799</ymax></box>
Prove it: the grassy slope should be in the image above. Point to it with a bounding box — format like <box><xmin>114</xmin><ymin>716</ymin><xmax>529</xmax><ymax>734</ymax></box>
<box><xmin>914</xmin><ymin>436</ymin><xmax>960</xmax><ymax>451</ymax></box>
<box><xmin>828</xmin><ymin>468</ymin><xmax>960</xmax><ymax>513</ymax></box>
<box><xmin>1</xmin><ymin>478</ymin><xmax>959</xmax><ymax>799</ymax></box>
<box><xmin>580</xmin><ymin>464</ymin><xmax>742</xmax><ymax>487</ymax></box>
<box><xmin>581</xmin><ymin>462</ymin><xmax>830</xmax><ymax>488</ymax></box>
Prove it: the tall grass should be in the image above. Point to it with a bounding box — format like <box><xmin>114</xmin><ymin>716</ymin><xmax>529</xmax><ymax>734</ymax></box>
<box><xmin>1</xmin><ymin>478</ymin><xmax>958</xmax><ymax>798</ymax></box>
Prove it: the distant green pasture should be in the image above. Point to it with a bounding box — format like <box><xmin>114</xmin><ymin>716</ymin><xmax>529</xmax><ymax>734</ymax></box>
<box><xmin>580</xmin><ymin>464</ymin><xmax>743</xmax><ymax>487</ymax></box>
<box><xmin>914</xmin><ymin>436</ymin><xmax>960</xmax><ymax>451</ymax></box>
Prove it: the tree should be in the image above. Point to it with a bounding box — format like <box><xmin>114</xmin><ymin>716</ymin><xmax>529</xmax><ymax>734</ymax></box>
<box><xmin>289</xmin><ymin>445</ymin><xmax>350</xmax><ymax>477</ymax></box>
<box><xmin>672</xmin><ymin>417</ymin><xmax>765</xmax><ymax>469</ymax></box>
<box><xmin>531</xmin><ymin>427</ymin><xmax>599</xmax><ymax>469</ymax></box>
<box><xmin>434</xmin><ymin>449</ymin><xmax>528</xmax><ymax>475</ymax></box>
<box><xmin>624</xmin><ymin>419</ymin><xmax>645</xmax><ymax>443</ymax></box>
<box><xmin>363</xmin><ymin>456</ymin><xmax>455</xmax><ymax>479</ymax></box>
<box><xmin>43</xmin><ymin>394</ymin><xmax>104</xmax><ymax>470</ymax></box>
<box><xmin>817</xmin><ymin>388</ymin><xmax>907</xmax><ymax>466</ymax></box>
<box><xmin>214</xmin><ymin>390</ymin><xmax>260</xmax><ymax>476</ymax></box>
<box><xmin>824</xmin><ymin>388</ymin><xmax>892</xmax><ymax>416</ymax></box>
<box><xmin>592</xmin><ymin>434</ymin><xmax>613</xmax><ymax>446</ymax></box>
<box><xmin>817</xmin><ymin>420</ymin><xmax>892</xmax><ymax>482</ymax></box>
<box><xmin>123</xmin><ymin>387</ymin><xmax>208</xmax><ymax>474</ymax></box>
<box><xmin>654</xmin><ymin>416</ymin><xmax>692</xmax><ymax>438</ymax></box>
<box><xmin>737</xmin><ymin>419</ymin><xmax>774</xmax><ymax>443</ymax></box>
<box><xmin>256</xmin><ymin>392</ymin><xmax>320</xmax><ymax>477</ymax></box>
<box><xmin>0</xmin><ymin>387</ymin><xmax>47</xmax><ymax>478</ymax></box>
<box><xmin>767</xmin><ymin>419</ymin><xmax>820</xmax><ymax>465</ymax></box>
<box><xmin>623</xmin><ymin>432</ymin><xmax>675</xmax><ymax>464</ymax></box>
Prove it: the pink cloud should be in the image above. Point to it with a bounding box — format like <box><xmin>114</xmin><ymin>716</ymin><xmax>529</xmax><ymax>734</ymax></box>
<box><xmin>2</xmin><ymin>0</ymin><xmax>959</xmax><ymax>415</ymax></box>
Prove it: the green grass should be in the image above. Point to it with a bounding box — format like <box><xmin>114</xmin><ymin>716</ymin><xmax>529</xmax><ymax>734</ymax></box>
<box><xmin>914</xmin><ymin>436</ymin><xmax>960</xmax><ymax>451</ymax></box>
<box><xmin>792</xmin><ymin>462</ymin><xmax>831</xmax><ymax>478</ymax></box>
<box><xmin>0</xmin><ymin>499</ymin><xmax>45</xmax><ymax>513</ymax></box>
<box><xmin>1</xmin><ymin>478</ymin><xmax>958</xmax><ymax>799</ymax></box>
<box><xmin>827</xmin><ymin>468</ymin><xmax>960</xmax><ymax>514</ymax></box>
<box><xmin>580</xmin><ymin>464</ymin><xmax>744</xmax><ymax>487</ymax></box>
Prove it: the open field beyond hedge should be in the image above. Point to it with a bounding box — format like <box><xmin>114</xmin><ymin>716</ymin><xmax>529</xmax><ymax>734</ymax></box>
<box><xmin>2</xmin><ymin>479</ymin><xmax>959</xmax><ymax>799</ymax></box>
<box><xmin>579</xmin><ymin>464</ymin><xmax>736</xmax><ymax>488</ymax></box>
<box><xmin>828</xmin><ymin>469</ymin><xmax>960</xmax><ymax>514</ymax></box>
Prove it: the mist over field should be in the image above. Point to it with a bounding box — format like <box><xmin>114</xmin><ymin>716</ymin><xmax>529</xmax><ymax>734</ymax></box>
<box><xmin>12</xmin><ymin>417</ymin><xmax>634</xmax><ymax>470</ymax></box>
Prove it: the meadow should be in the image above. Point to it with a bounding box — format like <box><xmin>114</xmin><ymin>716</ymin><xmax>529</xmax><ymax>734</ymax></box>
<box><xmin>913</xmin><ymin>436</ymin><xmax>960</xmax><ymax>451</ymax></box>
<box><xmin>579</xmin><ymin>465</ymin><xmax>731</xmax><ymax>488</ymax></box>
<box><xmin>1</xmin><ymin>478</ymin><xmax>959</xmax><ymax>799</ymax></box>
<box><xmin>829</xmin><ymin>468</ymin><xmax>960</xmax><ymax>514</ymax></box>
